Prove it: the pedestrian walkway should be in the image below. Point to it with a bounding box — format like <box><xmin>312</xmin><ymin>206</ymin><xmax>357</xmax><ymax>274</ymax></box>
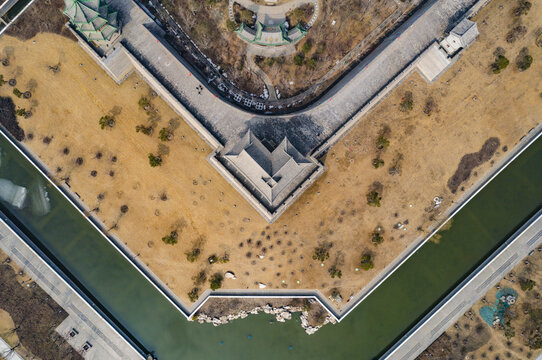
<box><xmin>383</xmin><ymin>208</ymin><xmax>542</xmax><ymax>360</ymax></box>
<box><xmin>0</xmin><ymin>337</ymin><xmax>23</xmax><ymax>360</ymax></box>
<box><xmin>0</xmin><ymin>214</ymin><xmax>144</xmax><ymax>360</ymax></box>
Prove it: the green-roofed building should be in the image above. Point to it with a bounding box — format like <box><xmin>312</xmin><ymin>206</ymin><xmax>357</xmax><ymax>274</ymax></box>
<box><xmin>235</xmin><ymin>21</ymin><xmax>307</xmax><ymax>47</ymax></box>
<box><xmin>63</xmin><ymin>0</ymin><xmax>119</xmax><ymax>42</ymax></box>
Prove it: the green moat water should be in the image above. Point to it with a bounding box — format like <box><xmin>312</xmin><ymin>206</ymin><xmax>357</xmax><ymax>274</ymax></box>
<box><xmin>0</xmin><ymin>133</ymin><xmax>541</xmax><ymax>360</ymax></box>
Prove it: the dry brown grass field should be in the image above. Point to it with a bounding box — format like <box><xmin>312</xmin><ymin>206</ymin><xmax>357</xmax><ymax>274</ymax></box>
<box><xmin>0</xmin><ymin>0</ymin><xmax>540</xmax><ymax>308</ymax></box>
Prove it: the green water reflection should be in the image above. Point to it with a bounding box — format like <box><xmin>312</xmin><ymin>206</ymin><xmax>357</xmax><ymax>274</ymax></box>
<box><xmin>0</xmin><ymin>134</ymin><xmax>541</xmax><ymax>360</ymax></box>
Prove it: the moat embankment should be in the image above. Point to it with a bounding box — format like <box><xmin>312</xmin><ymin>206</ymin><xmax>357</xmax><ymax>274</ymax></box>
<box><xmin>1</xmin><ymin>128</ymin><xmax>541</xmax><ymax>359</ymax></box>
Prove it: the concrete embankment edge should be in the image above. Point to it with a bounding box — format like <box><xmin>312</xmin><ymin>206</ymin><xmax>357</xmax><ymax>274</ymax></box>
<box><xmin>382</xmin><ymin>208</ymin><xmax>542</xmax><ymax>360</ymax></box>
<box><xmin>0</xmin><ymin>213</ymin><xmax>145</xmax><ymax>359</ymax></box>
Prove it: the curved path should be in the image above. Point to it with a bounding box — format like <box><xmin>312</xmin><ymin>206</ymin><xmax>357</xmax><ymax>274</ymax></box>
<box><xmin>118</xmin><ymin>0</ymin><xmax>478</xmax><ymax>151</ymax></box>
<box><xmin>246</xmin><ymin>52</ymin><xmax>278</xmax><ymax>101</ymax></box>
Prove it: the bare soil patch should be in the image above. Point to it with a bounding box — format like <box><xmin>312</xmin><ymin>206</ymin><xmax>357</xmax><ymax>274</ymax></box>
<box><xmin>5</xmin><ymin>0</ymin><xmax>75</xmax><ymax>41</ymax></box>
<box><xmin>0</xmin><ymin>254</ymin><xmax>82</xmax><ymax>360</ymax></box>
<box><xmin>447</xmin><ymin>137</ymin><xmax>500</xmax><ymax>194</ymax></box>
<box><xmin>157</xmin><ymin>0</ymin><xmax>263</xmax><ymax>94</ymax></box>
<box><xmin>0</xmin><ymin>96</ymin><xmax>24</xmax><ymax>141</ymax></box>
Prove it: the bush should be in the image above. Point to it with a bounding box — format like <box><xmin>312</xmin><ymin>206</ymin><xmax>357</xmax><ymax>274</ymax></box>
<box><xmin>136</xmin><ymin>125</ymin><xmax>153</xmax><ymax>135</ymax></box>
<box><xmin>360</xmin><ymin>253</ymin><xmax>374</xmax><ymax>270</ymax></box>
<box><xmin>423</xmin><ymin>98</ymin><xmax>437</xmax><ymax>116</ymax></box>
<box><xmin>513</xmin><ymin>0</ymin><xmax>531</xmax><ymax>16</ymax></box>
<box><xmin>15</xmin><ymin>107</ymin><xmax>28</xmax><ymax>117</ymax></box>
<box><xmin>208</xmin><ymin>254</ymin><xmax>218</xmax><ymax>264</ymax></box>
<box><xmin>226</xmin><ymin>19</ymin><xmax>237</xmax><ymax>32</ymax></box>
<box><xmin>12</xmin><ymin>88</ymin><xmax>22</xmax><ymax>98</ymax></box>
<box><xmin>293</xmin><ymin>54</ymin><xmax>304</xmax><ymax>66</ymax></box>
<box><xmin>371</xmin><ymin>231</ymin><xmax>384</xmax><ymax>245</ymax></box>
<box><xmin>376</xmin><ymin>136</ymin><xmax>390</xmax><ymax>150</ymax></box>
<box><xmin>185</xmin><ymin>248</ymin><xmax>201</xmax><ymax>262</ymax></box>
<box><xmin>240</xmin><ymin>9</ymin><xmax>253</xmax><ymax>24</ymax></box>
<box><xmin>209</xmin><ymin>273</ymin><xmax>223</xmax><ymax>290</ymax></box>
<box><xmin>328</xmin><ymin>265</ymin><xmax>342</xmax><ymax>279</ymax></box>
<box><xmin>161</xmin><ymin>230</ymin><xmax>178</xmax><ymax>245</ymax></box>
<box><xmin>0</xmin><ymin>75</ymin><xmax>6</xmax><ymax>86</ymax></box>
<box><xmin>148</xmin><ymin>153</ymin><xmax>162</xmax><ymax>167</ymax></box>
<box><xmin>301</xmin><ymin>41</ymin><xmax>312</xmax><ymax>54</ymax></box>
<box><xmin>372</xmin><ymin>158</ymin><xmax>384</xmax><ymax>168</ymax></box>
<box><xmin>265</xmin><ymin>57</ymin><xmax>275</xmax><ymax>67</ymax></box>
<box><xmin>503</xmin><ymin>323</ymin><xmax>515</xmax><ymax>339</ymax></box>
<box><xmin>399</xmin><ymin>91</ymin><xmax>414</xmax><ymax>112</ymax></box>
<box><xmin>516</xmin><ymin>50</ymin><xmax>533</xmax><ymax>72</ymax></box>
<box><xmin>492</xmin><ymin>55</ymin><xmax>509</xmax><ymax>74</ymax></box>
<box><xmin>188</xmin><ymin>288</ymin><xmax>199</xmax><ymax>302</ymax></box>
<box><xmin>366</xmin><ymin>191</ymin><xmax>382</xmax><ymax>207</ymax></box>
<box><xmin>519</xmin><ymin>277</ymin><xmax>536</xmax><ymax>291</ymax></box>
<box><xmin>305</xmin><ymin>58</ymin><xmax>317</xmax><ymax>70</ymax></box>
<box><xmin>99</xmin><ymin>115</ymin><xmax>115</xmax><ymax>130</ymax></box>
<box><xmin>312</xmin><ymin>243</ymin><xmax>331</xmax><ymax>262</ymax></box>
<box><xmin>138</xmin><ymin>96</ymin><xmax>150</xmax><ymax>110</ymax></box>
<box><xmin>193</xmin><ymin>270</ymin><xmax>207</xmax><ymax>285</ymax></box>
<box><xmin>159</xmin><ymin>127</ymin><xmax>173</xmax><ymax>141</ymax></box>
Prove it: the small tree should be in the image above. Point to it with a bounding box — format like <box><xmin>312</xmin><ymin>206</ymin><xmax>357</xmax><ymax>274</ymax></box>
<box><xmin>185</xmin><ymin>248</ymin><xmax>201</xmax><ymax>262</ymax></box>
<box><xmin>159</xmin><ymin>128</ymin><xmax>173</xmax><ymax>141</ymax></box>
<box><xmin>99</xmin><ymin>115</ymin><xmax>115</xmax><ymax>130</ymax></box>
<box><xmin>372</xmin><ymin>158</ymin><xmax>384</xmax><ymax>168</ymax></box>
<box><xmin>312</xmin><ymin>242</ymin><xmax>331</xmax><ymax>262</ymax></box>
<box><xmin>302</xmin><ymin>41</ymin><xmax>312</xmax><ymax>54</ymax></box>
<box><xmin>161</xmin><ymin>230</ymin><xmax>178</xmax><ymax>245</ymax></box>
<box><xmin>519</xmin><ymin>277</ymin><xmax>536</xmax><ymax>291</ymax></box>
<box><xmin>15</xmin><ymin>108</ymin><xmax>28</xmax><ymax>117</ymax></box>
<box><xmin>12</xmin><ymin>88</ymin><xmax>22</xmax><ymax>98</ymax></box>
<box><xmin>138</xmin><ymin>96</ymin><xmax>150</xmax><ymax>110</ymax></box>
<box><xmin>226</xmin><ymin>19</ymin><xmax>238</xmax><ymax>32</ymax></box>
<box><xmin>399</xmin><ymin>91</ymin><xmax>414</xmax><ymax>112</ymax></box>
<box><xmin>209</xmin><ymin>273</ymin><xmax>223</xmax><ymax>290</ymax></box>
<box><xmin>148</xmin><ymin>153</ymin><xmax>162</xmax><ymax>167</ymax></box>
<box><xmin>305</xmin><ymin>58</ymin><xmax>317</xmax><ymax>70</ymax></box>
<box><xmin>513</xmin><ymin>0</ymin><xmax>531</xmax><ymax>16</ymax></box>
<box><xmin>492</xmin><ymin>55</ymin><xmax>510</xmax><ymax>74</ymax></box>
<box><xmin>328</xmin><ymin>265</ymin><xmax>342</xmax><ymax>279</ymax></box>
<box><xmin>0</xmin><ymin>75</ymin><xmax>6</xmax><ymax>86</ymax></box>
<box><xmin>371</xmin><ymin>231</ymin><xmax>384</xmax><ymax>245</ymax></box>
<box><xmin>360</xmin><ymin>253</ymin><xmax>374</xmax><ymax>270</ymax></box>
<box><xmin>136</xmin><ymin>125</ymin><xmax>153</xmax><ymax>135</ymax></box>
<box><xmin>293</xmin><ymin>54</ymin><xmax>304</xmax><ymax>66</ymax></box>
<box><xmin>366</xmin><ymin>191</ymin><xmax>382</xmax><ymax>207</ymax></box>
<box><xmin>376</xmin><ymin>136</ymin><xmax>390</xmax><ymax>150</ymax></box>
<box><xmin>188</xmin><ymin>288</ymin><xmax>199</xmax><ymax>302</ymax></box>
<box><xmin>193</xmin><ymin>270</ymin><xmax>207</xmax><ymax>285</ymax></box>
<box><xmin>240</xmin><ymin>9</ymin><xmax>253</xmax><ymax>24</ymax></box>
<box><xmin>516</xmin><ymin>48</ymin><xmax>533</xmax><ymax>72</ymax></box>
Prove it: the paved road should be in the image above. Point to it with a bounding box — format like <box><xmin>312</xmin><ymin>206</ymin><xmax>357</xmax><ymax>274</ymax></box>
<box><xmin>0</xmin><ymin>215</ymin><xmax>144</xmax><ymax>360</ymax></box>
<box><xmin>0</xmin><ymin>337</ymin><xmax>23</xmax><ymax>360</ymax></box>
<box><xmin>383</xmin><ymin>208</ymin><xmax>542</xmax><ymax>360</ymax></box>
<box><xmin>117</xmin><ymin>0</ymin><xmax>477</xmax><ymax>151</ymax></box>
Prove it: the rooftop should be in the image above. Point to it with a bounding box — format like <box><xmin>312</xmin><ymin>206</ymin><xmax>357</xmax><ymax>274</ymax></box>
<box><xmin>223</xmin><ymin>130</ymin><xmax>316</xmax><ymax>207</ymax></box>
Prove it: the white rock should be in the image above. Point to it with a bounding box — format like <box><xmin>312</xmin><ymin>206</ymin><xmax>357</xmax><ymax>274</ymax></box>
<box><xmin>258</xmin><ymin>282</ymin><xmax>267</xmax><ymax>289</ymax></box>
<box><xmin>224</xmin><ymin>271</ymin><xmax>236</xmax><ymax>279</ymax></box>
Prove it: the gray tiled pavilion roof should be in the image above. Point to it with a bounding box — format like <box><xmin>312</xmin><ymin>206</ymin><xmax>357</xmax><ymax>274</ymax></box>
<box><xmin>63</xmin><ymin>0</ymin><xmax>119</xmax><ymax>41</ymax></box>
<box><xmin>224</xmin><ymin>131</ymin><xmax>313</xmax><ymax>205</ymax></box>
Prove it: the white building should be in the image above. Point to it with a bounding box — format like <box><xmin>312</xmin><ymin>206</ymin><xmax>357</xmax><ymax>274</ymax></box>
<box><xmin>440</xmin><ymin>18</ymin><xmax>479</xmax><ymax>56</ymax></box>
